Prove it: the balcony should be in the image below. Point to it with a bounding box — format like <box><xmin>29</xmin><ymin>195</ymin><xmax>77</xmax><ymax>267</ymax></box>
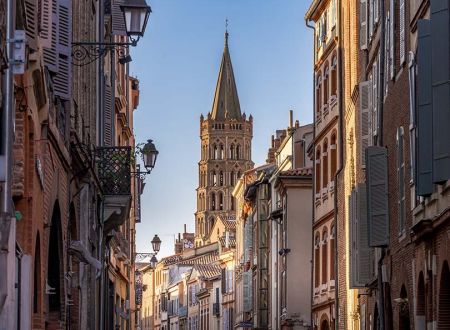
<box><xmin>97</xmin><ymin>146</ymin><xmax>132</xmax><ymax>232</ymax></box>
<box><xmin>213</xmin><ymin>302</ymin><xmax>220</xmax><ymax>316</ymax></box>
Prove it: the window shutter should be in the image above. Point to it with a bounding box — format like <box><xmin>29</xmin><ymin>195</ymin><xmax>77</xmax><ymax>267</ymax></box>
<box><xmin>24</xmin><ymin>0</ymin><xmax>38</xmax><ymax>50</ymax></box>
<box><xmin>431</xmin><ymin>0</ymin><xmax>450</xmax><ymax>183</ymax></box>
<box><xmin>356</xmin><ymin>183</ymin><xmax>372</xmax><ymax>286</ymax></box>
<box><xmin>389</xmin><ymin>3</ymin><xmax>395</xmax><ymax>79</ymax></box>
<box><xmin>40</xmin><ymin>0</ymin><xmax>53</xmax><ymax>48</ymax></box>
<box><xmin>372</xmin><ymin>62</ymin><xmax>378</xmax><ymax>137</ymax></box>
<box><xmin>112</xmin><ymin>0</ymin><xmax>127</xmax><ymax>36</ymax></box>
<box><xmin>396</xmin><ymin>128</ymin><xmax>405</xmax><ymax>233</ymax></box>
<box><xmin>104</xmin><ymin>83</ymin><xmax>113</xmax><ymax>146</ymax></box>
<box><xmin>53</xmin><ymin>0</ymin><xmax>72</xmax><ymax>100</ymax></box>
<box><xmin>385</xmin><ymin>14</ymin><xmax>390</xmax><ymax>90</ymax></box>
<box><xmin>349</xmin><ymin>191</ymin><xmax>357</xmax><ymax>288</ymax></box>
<box><xmin>221</xmin><ymin>268</ymin><xmax>226</xmax><ymax>294</ymax></box>
<box><xmin>360</xmin><ymin>0</ymin><xmax>368</xmax><ymax>50</ymax></box>
<box><xmin>366</xmin><ymin>146</ymin><xmax>389</xmax><ymax>247</ymax></box>
<box><xmin>416</xmin><ymin>20</ymin><xmax>433</xmax><ymax>196</ymax></box>
<box><xmin>360</xmin><ymin>81</ymin><xmax>372</xmax><ymax>167</ymax></box>
<box><xmin>374</xmin><ymin>0</ymin><xmax>379</xmax><ymax>23</ymax></box>
<box><xmin>399</xmin><ymin>0</ymin><xmax>406</xmax><ymax>64</ymax></box>
<box><xmin>43</xmin><ymin>0</ymin><xmax>58</xmax><ymax>72</ymax></box>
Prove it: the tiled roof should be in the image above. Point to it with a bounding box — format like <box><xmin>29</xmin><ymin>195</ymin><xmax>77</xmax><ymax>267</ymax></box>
<box><xmin>178</xmin><ymin>251</ymin><xmax>220</xmax><ymax>266</ymax></box>
<box><xmin>219</xmin><ymin>216</ymin><xmax>236</xmax><ymax>231</ymax></box>
<box><xmin>219</xmin><ymin>236</ymin><xmax>236</xmax><ymax>248</ymax></box>
<box><xmin>192</xmin><ymin>264</ymin><xmax>222</xmax><ymax>280</ymax></box>
<box><xmin>279</xmin><ymin>167</ymin><xmax>313</xmax><ymax>177</ymax></box>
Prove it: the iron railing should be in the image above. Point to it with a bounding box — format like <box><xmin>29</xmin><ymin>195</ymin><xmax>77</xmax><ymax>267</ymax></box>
<box><xmin>97</xmin><ymin>146</ymin><xmax>131</xmax><ymax>195</ymax></box>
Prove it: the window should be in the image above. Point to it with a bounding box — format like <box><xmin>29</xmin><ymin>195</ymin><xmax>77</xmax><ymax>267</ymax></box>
<box><xmin>219</xmin><ymin>144</ymin><xmax>224</xmax><ymax>159</ymax></box>
<box><xmin>230</xmin><ymin>171</ymin><xmax>235</xmax><ymax>186</ymax></box>
<box><xmin>315</xmin><ymin>148</ymin><xmax>321</xmax><ymax>195</ymax></box>
<box><xmin>314</xmin><ymin>234</ymin><xmax>320</xmax><ymax>287</ymax></box>
<box><xmin>231</xmin><ymin>197</ymin><xmax>235</xmax><ymax>211</ymax></box>
<box><xmin>211</xmin><ymin>193</ymin><xmax>216</xmax><ymax>210</ymax></box>
<box><xmin>330</xmin><ymin>225</ymin><xmax>335</xmax><ymax>281</ymax></box>
<box><xmin>324</xmin><ymin>66</ymin><xmax>329</xmax><ymax>106</ymax></box>
<box><xmin>323</xmin><ymin>140</ymin><xmax>329</xmax><ymax>188</ymax></box>
<box><xmin>219</xmin><ymin>171</ymin><xmax>224</xmax><ymax>186</ymax></box>
<box><xmin>330</xmin><ymin>133</ymin><xmax>337</xmax><ymax>179</ymax></box>
<box><xmin>316</xmin><ymin>74</ymin><xmax>322</xmax><ymax>120</ymax></box>
<box><xmin>322</xmin><ymin>230</ymin><xmax>328</xmax><ymax>284</ymax></box>
<box><xmin>219</xmin><ymin>192</ymin><xmax>224</xmax><ymax>210</ymax></box>
<box><xmin>396</xmin><ymin>127</ymin><xmax>406</xmax><ymax>235</ymax></box>
<box><xmin>331</xmin><ymin>56</ymin><xmax>337</xmax><ymax>97</ymax></box>
<box><xmin>236</xmin><ymin>145</ymin><xmax>241</xmax><ymax>159</ymax></box>
<box><xmin>212</xmin><ymin>144</ymin><xmax>217</xmax><ymax>159</ymax></box>
<box><xmin>212</xmin><ymin>171</ymin><xmax>217</xmax><ymax>186</ymax></box>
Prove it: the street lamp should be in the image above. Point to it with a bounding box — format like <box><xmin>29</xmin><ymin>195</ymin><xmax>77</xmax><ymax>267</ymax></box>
<box><xmin>72</xmin><ymin>0</ymin><xmax>152</xmax><ymax>66</ymax></box>
<box><xmin>151</xmin><ymin>234</ymin><xmax>161</xmax><ymax>253</ymax></box>
<box><xmin>141</xmin><ymin>140</ymin><xmax>159</xmax><ymax>173</ymax></box>
<box><xmin>134</xmin><ymin>234</ymin><xmax>162</xmax><ymax>264</ymax></box>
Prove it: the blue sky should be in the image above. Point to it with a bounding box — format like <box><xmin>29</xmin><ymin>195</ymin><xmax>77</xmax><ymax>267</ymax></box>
<box><xmin>131</xmin><ymin>0</ymin><xmax>314</xmax><ymax>258</ymax></box>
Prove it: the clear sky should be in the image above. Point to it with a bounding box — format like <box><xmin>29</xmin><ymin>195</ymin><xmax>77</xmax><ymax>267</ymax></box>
<box><xmin>131</xmin><ymin>0</ymin><xmax>314</xmax><ymax>258</ymax></box>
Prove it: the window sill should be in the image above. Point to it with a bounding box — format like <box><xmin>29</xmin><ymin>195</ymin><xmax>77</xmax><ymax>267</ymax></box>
<box><xmin>320</xmin><ymin>283</ymin><xmax>328</xmax><ymax>293</ymax></box>
<box><xmin>329</xmin><ymin>279</ymin><xmax>335</xmax><ymax>290</ymax></box>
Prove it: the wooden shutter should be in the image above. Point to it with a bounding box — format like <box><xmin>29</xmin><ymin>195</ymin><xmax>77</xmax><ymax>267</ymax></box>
<box><xmin>43</xmin><ymin>0</ymin><xmax>58</xmax><ymax>72</ymax></box>
<box><xmin>416</xmin><ymin>20</ymin><xmax>433</xmax><ymax>196</ymax></box>
<box><xmin>396</xmin><ymin>128</ymin><xmax>405</xmax><ymax>233</ymax></box>
<box><xmin>243</xmin><ymin>271</ymin><xmax>251</xmax><ymax>312</ymax></box>
<box><xmin>40</xmin><ymin>0</ymin><xmax>53</xmax><ymax>48</ymax></box>
<box><xmin>221</xmin><ymin>268</ymin><xmax>226</xmax><ymax>294</ymax></box>
<box><xmin>104</xmin><ymin>83</ymin><xmax>113</xmax><ymax>146</ymax></box>
<box><xmin>372</xmin><ymin>62</ymin><xmax>378</xmax><ymax>137</ymax></box>
<box><xmin>366</xmin><ymin>146</ymin><xmax>389</xmax><ymax>247</ymax></box>
<box><xmin>431</xmin><ymin>0</ymin><xmax>450</xmax><ymax>183</ymax></box>
<box><xmin>360</xmin><ymin>81</ymin><xmax>372</xmax><ymax>167</ymax></box>
<box><xmin>360</xmin><ymin>0</ymin><xmax>368</xmax><ymax>50</ymax></box>
<box><xmin>399</xmin><ymin>0</ymin><xmax>406</xmax><ymax>64</ymax></box>
<box><xmin>24</xmin><ymin>0</ymin><xmax>38</xmax><ymax>50</ymax></box>
<box><xmin>356</xmin><ymin>183</ymin><xmax>372</xmax><ymax>286</ymax></box>
<box><xmin>389</xmin><ymin>3</ymin><xmax>395</xmax><ymax>79</ymax></box>
<box><xmin>112</xmin><ymin>0</ymin><xmax>127</xmax><ymax>36</ymax></box>
<box><xmin>349</xmin><ymin>191</ymin><xmax>357</xmax><ymax>288</ymax></box>
<box><xmin>374</xmin><ymin>0</ymin><xmax>379</xmax><ymax>23</ymax></box>
<box><xmin>53</xmin><ymin>0</ymin><xmax>71</xmax><ymax>100</ymax></box>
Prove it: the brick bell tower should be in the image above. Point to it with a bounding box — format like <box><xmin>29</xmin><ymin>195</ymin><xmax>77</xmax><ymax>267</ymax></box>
<box><xmin>195</xmin><ymin>30</ymin><xmax>254</xmax><ymax>246</ymax></box>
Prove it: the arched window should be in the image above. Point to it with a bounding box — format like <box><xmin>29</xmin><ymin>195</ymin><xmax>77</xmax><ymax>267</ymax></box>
<box><xmin>214</xmin><ymin>144</ymin><xmax>219</xmax><ymax>159</ymax></box>
<box><xmin>230</xmin><ymin>144</ymin><xmax>235</xmax><ymax>159</ymax></box>
<box><xmin>219</xmin><ymin>144</ymin><xmax>224</xmax><ymax>159</ymax></box>
<box><xmin>315</xmin><ymin>148</ymin><xmax>321</xmax><ymax>194</ymax></box>
<box><xmin>212</xmin><ymin>171</ymin><xmax>217</xmax><ymax>186</ymax></box>
<box><xmin>211</xmin><ymin>193</ymin><xmax>216</xmax><ymax>210</ymax></box>
<box><xmin>416</xmin><ymin>272</ymin><xmax>425</xmax><ymax>329</ymax></box>
<box><xmin>218</xmin><ymin>192</ymin><xmax>224</xmax><ymax>210</ymax></box>
<box><xmin>330</xmin><ymin>133</ymin><xmax>337</xmax><ymax>180</ymax></box>
<box><xmin>322</xmin><ymin>229</ymin><xmax>328</xmax><ymax>284</ymax></box>
<box><xmin>236</xmin><ymin>145</ymin><xmax>241</xmax><ymax>159</ymax></box>
<box><xmin>219</xmin><ymin>171</ymin><xmax>224</xmax><ymax>186</ymax></box>
<box><xmin>314</xmin><ymin>234</ymin><xmax>320</xmax><ymax>288</ymax></box>
<box><xmin>316</xmin><ymin>74</ymin><xmax>322</xmax><ymax>120</ymax></box>
<box><xmin>438</xmin><ymin>261</ymin><xmax>450</xmax><ymax>328</ymax></box>
<box><xmin>324</xmin><ymin>65</ymin><xmax>329</xmax><ymax>105</ymax></box>
<box><xmin>231</xmin><ymin>197</ymin><xmax>235</xmax><ymax>211</ymax></box>
<box><xmin>330</xmin><ymin>225</ymin><xmax>335</xmax><ymax>281</ymax></box>
<box><xmin>331</xmin><ymin>55</ymin><xmax>337</xmax><ymax>97</ymax></box>
<box><xmin>237</xmin><ymin>171</ymin><xmax>241</xmax><ymax>180</ymax></box>
<box><xmin>212</xmin><ymin>144</ymin><xmax>217</xmax><ymax>159</ymax></box>
<box><xmin>323</xmin><ymin>140</ymin><xmax>328</xmax><ymax>188</ymax></box>
<box><xmin>230</xmin><ymin>171</ymin><xmax>235</xmax><ymax>186</ymax></box>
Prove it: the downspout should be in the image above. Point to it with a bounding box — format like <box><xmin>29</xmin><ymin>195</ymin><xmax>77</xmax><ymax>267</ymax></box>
<box><xmin>304</xmin><ymin>18</ymin><xmax>315</xmax><ymax>330</ymax></box>
<box><xmin>377</xmin><ymin>0</ymin><xmax>386</xmax><ymax>329</ymax></box>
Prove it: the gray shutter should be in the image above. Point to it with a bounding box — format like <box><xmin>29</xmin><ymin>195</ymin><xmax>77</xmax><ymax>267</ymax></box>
<box><xmin>360</xmin><ymin>0</ymin><xmax>368</xmax><ymax>50</ymax></box>
<box><xmin>366</xmin><ymin>146</ymin><xmax>389</xmax><ymax>247</ymax></box>
<box><xmin>24</xmin><ymin>0</ymin><xmax>38</xmax><ymax>50</ymax></box>
<box><xmin>40</xmin><ymin>0</ymin><xmax>53</xmax><ymax>48</ymax></box>
<box><xmin>360</xmin><ymin>81</ymin><xmax>372</xmax><ymax>167</ymax></box>
<box><xmin>389</xmin><ymin>4</ymin><xmax>395</xmax><ymax>80</ymax></box>
<box><xmin>416</xmin><ymin>20</ymin><xmax>433</xmax><ymax>196</ymax></box>
<box><xmin>349</xmin><ymin>191</ymin><xmax>357</xmax><ymax>288</ymax></box>
<box><xmin>53</xmin><ymin>0</ymin><xmax>72</xmax><ymax>100</ymax></box>
<box><xmin>104</xmin><ymin>83</ymin><xmax>113</xmax><ymax>146</ymax></box>
<box><xmin>431</xmin><ymin>0</ymin><xmax>450</xmax><ymax>183</ymax></box>
<box><xmin>43</xmin><ymin>0</ymin><xmax>59</xmax><ymax>73</ymax></box>
<box><xmin>399</xmin><ymin>0</ymin><xmax>406</xmax><ymax>64</ymax></box>
<box><xmin>112</xmin><ymin>0</ymin><xmax>127</xmax><ymax>36</ymax></box>
<box><xmin>356</xmin><ymin>184</ymin><xmax>372</xmax><ymax>286</ymax></box>
<box><xmin>221</xmin><ymin>268</ymin><xmax>226</xmax><ymax>294</ymax></box>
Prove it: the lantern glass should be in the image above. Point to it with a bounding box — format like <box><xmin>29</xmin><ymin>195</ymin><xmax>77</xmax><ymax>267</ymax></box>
<box><xmin>141</xmin><ymin>139</ymin><xmax>158</xmax><ymax>171</ymax></box>
<box><xmin>121</xmin><ymin>0</ymin><xmax>151</xmax><ymax>37</ymax></box>
<box><xmin>150</xmin><ymin>255</ymin><xmax>158</xmax><ymax>268</ymax></box>
<box><xmin>151</xmin><ymin>234</ymin><xmax>161</xmax><ymax>253</ymax></box>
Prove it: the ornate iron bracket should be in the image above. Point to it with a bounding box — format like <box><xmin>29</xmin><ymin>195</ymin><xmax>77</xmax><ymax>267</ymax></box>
<box><xmin>71</xmin><ymin>37</ymin><xmax>139</xmax><ymax>66</ymax></box>
<box><xmin>134</xmin><ymin>252</ymin><xmax>156</xmax><ymax>263</ymax></box>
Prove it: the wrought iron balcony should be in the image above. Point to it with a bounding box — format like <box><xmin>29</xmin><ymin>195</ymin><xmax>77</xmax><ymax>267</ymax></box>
<box><xmin>97</xmin><ymin>146</ymin><xmax>132</xmax><ymax>195</ymax></box>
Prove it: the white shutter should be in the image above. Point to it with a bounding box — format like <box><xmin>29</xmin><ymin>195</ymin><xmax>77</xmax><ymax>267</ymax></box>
<box><xmin>360</xmin><ymin>81</ymin><xmax>372</xmax><ymax>167</ymax></box>
<box><xmin>399</xmin><ymin>0</ymin><xmax>406</xmax><ymax>64</ymax></box>
<box><xmin>390</xmin><ymin>1</ymin><xmax>395</xmax><ymax>79</ymax></box>
<box><xmin>360</xmin><ymin>0</ymin><xmax>368</xmax><ymax>50</ymax></box>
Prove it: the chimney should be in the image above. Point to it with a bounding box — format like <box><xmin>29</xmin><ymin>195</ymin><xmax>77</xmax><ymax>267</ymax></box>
<box><xmin>295</xmin><ymin>120</ymin><xmax>300</xmax><ymax>128</ymax></box>
<box><xmin>184</xmin><ymin>224</ymin><xmax>187</xmax><ymax>233</ymax></box>
<box><xmin>271</xmin><ymin>135</ymin><xmax>275</xmax><ymax>148</ymax></box>
<box><xmin>289</xmin><ymin>110</ymin><xmax>293</xmax><ymax>128</ymax></box>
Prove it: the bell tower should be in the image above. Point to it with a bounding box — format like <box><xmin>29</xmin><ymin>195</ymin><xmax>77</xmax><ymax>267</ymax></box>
<box><xmin>195</xmin><ymin>31</ymin><xmax>254</xmax><ymax>246</ymax></box>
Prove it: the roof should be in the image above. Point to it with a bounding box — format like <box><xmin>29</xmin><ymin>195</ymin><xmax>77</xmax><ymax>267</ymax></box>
<box><xmin>279</xmin><ymin>167</ymin><xmax>313</xmax><ymax>177</ymax></box>
<box><xmin>178</xmin><ymin>250</ymin><xmax>220</xmax><ymax>266</ymax></box>
<box><xmin>219</xmin><ymin>216</ymin><xmax>236</xmax><ymax>231</ymax></box>
<box><xmin>210</xmin><ymin>32</ymin><xmax>242</xmax><ymax>120</ymax></box>
<box><xmin>219</xmin><ymin>236</ymin><xmax>236</xmax><ymax>248</ymax></box>
<box><xmin>192</xmin><ymin>264</ymin><xmax>222</xmax><ymax>280</ymax></box>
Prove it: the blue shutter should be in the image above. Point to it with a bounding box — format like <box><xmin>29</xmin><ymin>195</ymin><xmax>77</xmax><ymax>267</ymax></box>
<box><xmin>366</xmin><ymin>146</ymin><xmax>389</xmax><ymax>247</ymax></box>
<box><xmin>43</xmin><ymin>0</ymin><xmax>59</xmax><ymax>73</ymax></box>
<box><xmin>416</xmin><ymin>20</ymin><xmax>433</xmax><ymax>196</ymax></box>
<box><xmin>431</xmin><ymin>0</ymin><xmax>450</xmax><ymax>183</ymax></box>
<box><xmin>104</xmin><ymin>83</ymin><xmax>113</xmax><ymax>146</ymax></box>
<box><xmin>24</xmin><ymin>0</ymin><xmax>38</xmax><ymax>50</ymax></box>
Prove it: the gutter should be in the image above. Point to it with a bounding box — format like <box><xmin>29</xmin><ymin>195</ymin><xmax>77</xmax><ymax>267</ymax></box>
<box><xmin>304</xmin><ymin>17</ymin><xmax>315</xmax><ymax>330</ymax></box>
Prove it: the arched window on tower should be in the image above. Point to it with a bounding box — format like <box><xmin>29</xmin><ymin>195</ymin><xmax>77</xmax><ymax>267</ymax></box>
<box><xmin>219</xmin><ymin>171</ymin><xmax>224</xmax><ymax>186</ymax></box>
<box><xmin>229</xmin><ymin>144</ymin><xmax>235</xmax><ymax>159</ymax></box>
<box><xmin>230</xmin><ymin>171</ymin><xmax>235</xmax><ymax>186</ymax></box>
<box><xmin>236</xmin><ymin>145</ymin><xmax>241</xmax><ymax>159</ymax></box>
<box><xmin>331</xmin><ymin>55</ymin><xmax>337</xmax><ymax>98</ymax></box>
<box><xmin>218</xmin><ymin>192</ymin><xmax>224</xmax><ymax>210</ymax></box>
<box><xmin>237</xmin><ymin>171</ymin><xmax>241</xmax><ymax>180</ymax></box>
<box><xmin>219</xmin><ymin>144</ymin><xmax>224</xmax><ymax>159</ymax></box>
<box><xmin>231</xmin><ymin>197</ymin><xmax>235</xmax><ymax>211</ymax></box>
<box><xmin>211</xmin><ymin>193</ymin><xmax>216</xmax><ymax>210</ymax></box>
<box><xmin>315</xmin><ymin>148</ymin><xmax>321</xmax><ymax>195</ymax></box>
<box><xmin>214</xmin><ymin>144</ymin><xmax>219</xmax><ymax>159</ymax></box>
<box><xmin>212</xmin><ymin>171</ymin><xmax>217</xmax><ymax>186</ymax></box>
<box><xmin>322</xmin><ymin>229</ymin><xmax>328</xmax><ymax>284</ymax></box>
<box><xmin>323</xmin><ymin>139</ymin><xmax>328</xmax><ymax>189</ymax></box>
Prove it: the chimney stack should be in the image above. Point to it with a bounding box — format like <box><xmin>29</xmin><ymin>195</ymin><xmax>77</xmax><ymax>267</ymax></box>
<box><xmin>289</xmin><ymin>110</ymin><xmax>294</xmax><ymax>128</ymax></box>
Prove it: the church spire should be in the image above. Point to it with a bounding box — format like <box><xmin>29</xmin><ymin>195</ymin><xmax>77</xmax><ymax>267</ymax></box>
<box><xmin>210</xmin><ymin>27</ymin><xmax>242</xmax><ymax>121</ymax></box>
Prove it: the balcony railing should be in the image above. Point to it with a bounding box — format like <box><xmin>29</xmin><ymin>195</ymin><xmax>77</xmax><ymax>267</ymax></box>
<box><xmin>97</xmin><ymin>146</ymin><xmax>131</xmax><ymax>195</ymax></box>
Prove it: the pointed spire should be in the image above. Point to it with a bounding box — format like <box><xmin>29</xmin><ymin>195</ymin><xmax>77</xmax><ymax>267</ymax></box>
<box><xmin>210</xmin><ymin>26</ymin><xmax>242</xmax><ymax>121</ymax></box>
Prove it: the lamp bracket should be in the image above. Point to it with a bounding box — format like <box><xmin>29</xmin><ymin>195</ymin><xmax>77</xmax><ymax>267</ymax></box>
<box><xmin>134</xmin><ymin>252</ymin><xmax>156</xmax><ymax>263</ymax></box>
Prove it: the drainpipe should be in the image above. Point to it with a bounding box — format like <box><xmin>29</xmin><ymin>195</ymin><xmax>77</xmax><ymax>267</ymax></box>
<box><xmin>377</xmin><ymin>0</ymin><xmax>386</xmax><ymax>328</ymax></box>
<box><xmin>0</xmin><ymin>0</ymin><xmax>15</xmax><ymax>317</ymax></box>
<box><xmin>304</xmin><ymin>17</ymin><xmax>315</xmax><ymax>330</ymax></box>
